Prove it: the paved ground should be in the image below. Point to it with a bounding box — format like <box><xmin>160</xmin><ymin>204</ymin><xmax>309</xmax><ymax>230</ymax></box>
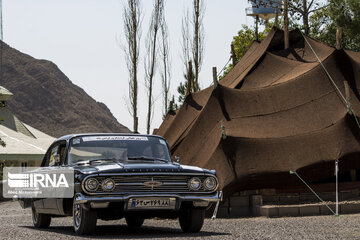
<box><xmin>1</xmin><ymin>201</ymin><xmax>360</xmax><ymax>240</ymax></box>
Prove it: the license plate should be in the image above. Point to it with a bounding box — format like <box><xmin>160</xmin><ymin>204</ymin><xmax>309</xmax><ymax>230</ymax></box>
<box><xmin>127</xmin><ymin>197</ymin><xmax>176</xmax><ymax>210</ymax></box>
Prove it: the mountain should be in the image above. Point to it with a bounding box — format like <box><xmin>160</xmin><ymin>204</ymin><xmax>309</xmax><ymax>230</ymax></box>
<box><xmin>0</xmin><ymin>42</ymin><xmax>130</xmax><ymax>137</ymax></box>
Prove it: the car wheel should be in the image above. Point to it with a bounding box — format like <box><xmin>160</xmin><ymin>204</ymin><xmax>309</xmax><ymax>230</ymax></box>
<box><xmin>31</xmin><ymin>206</ymin><xmax>51</xmax><ymax>228</ymax></box>
<box><xmin>179</xmin><ymin>208</ymin><xmax>205</xmax><ymax>233</ymax></box>
<box><xmin>125</xmin><ymin>216</ymin><xmax>144</xmax><ymax>228</ymax></box>
<box><xmin>73</xmin><ymin>203</ymin><xmax>97</xmax><ymax>235</ymax></box>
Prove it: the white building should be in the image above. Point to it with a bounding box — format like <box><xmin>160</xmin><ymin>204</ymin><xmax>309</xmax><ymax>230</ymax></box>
<box><xmin>0</xmin><ymin>86</ymin><xmax>55</xmax><ymax>168</ymax></box>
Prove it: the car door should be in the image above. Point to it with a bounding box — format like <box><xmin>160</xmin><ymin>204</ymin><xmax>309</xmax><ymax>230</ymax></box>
<box><xmin>41</xmin><ymin>142</ymin><xmax>67</xmax><ymax>213</ymax></box>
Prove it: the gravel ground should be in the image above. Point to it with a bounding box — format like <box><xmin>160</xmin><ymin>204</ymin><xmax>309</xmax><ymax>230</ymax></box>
<box><xmin>0</xmin><ymin>201</ymin><xmax>359</xmax><ymax>240</ymax></box>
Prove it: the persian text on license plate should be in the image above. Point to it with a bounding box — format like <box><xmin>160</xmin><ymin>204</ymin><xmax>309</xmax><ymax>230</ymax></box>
<box><xmin>128</xmin><ymin>198</ymin><xmax>176</xmax><ymax>210</ymax></box>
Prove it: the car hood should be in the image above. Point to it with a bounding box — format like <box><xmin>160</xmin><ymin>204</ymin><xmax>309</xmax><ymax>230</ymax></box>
<box><xmin>73</xmin><ymin>161</ymin><xmax>213</xmax><ymax>175</ymax></box>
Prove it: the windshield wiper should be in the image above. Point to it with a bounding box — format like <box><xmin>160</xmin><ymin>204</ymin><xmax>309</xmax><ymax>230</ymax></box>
<box><xmin>75</xmin><ymin>158</ymin><xmax>123</xmax><ymax>165</ymax></box>
<box><xmin>127</xmin><ymin>156</ymin><xmax>168</xmax><ymax>163</ymax></box>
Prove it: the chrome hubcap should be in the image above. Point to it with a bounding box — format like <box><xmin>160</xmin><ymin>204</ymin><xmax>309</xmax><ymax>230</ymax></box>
<box><xmin>74</xmin><ymin>204</ymin><xmax>81</xmax><ymax>227</ymax></box>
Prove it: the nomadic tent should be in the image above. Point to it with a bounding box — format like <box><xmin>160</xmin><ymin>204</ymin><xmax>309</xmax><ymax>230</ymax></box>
<box><xmin>155</xmin><ymin>28</ymin><xmax>360</xmax><ymax>196</ymax></box>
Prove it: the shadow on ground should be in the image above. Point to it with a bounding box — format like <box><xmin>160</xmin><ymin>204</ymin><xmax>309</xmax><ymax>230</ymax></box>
<box><xmin>21</xmin><ymin>224</ymin><xmax>230</xmax><ymax>239</ymax></box>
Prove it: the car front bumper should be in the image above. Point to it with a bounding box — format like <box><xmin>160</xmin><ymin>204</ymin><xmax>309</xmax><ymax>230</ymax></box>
<box><xmin>74</xmin><ymin>191</ymin><xmax>222</xmax><ymax>205</ymax></box>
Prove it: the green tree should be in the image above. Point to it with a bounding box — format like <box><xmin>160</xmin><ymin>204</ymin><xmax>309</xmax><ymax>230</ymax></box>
<box><xmin>222</xmin><ymin>0</ymin><xmax>360</xmax><ymax>81</ymax></box>
<box><xmin>288</xmin><ymin>0</ymin><xmax>325</xmax><ymax>35</ymax></box>
<box><xmin>163</xmin><ymin>95</ymin><xmax>178</xmax><ymax>120</ymax></box>
<box><xmin>177</xmin><ymin>81</ymin><xmax>187</xmax><ymax>103</ymax></box>
<box><xmin>177</xmin><ymin>0</ymin><xmax>206</xmax><ymax>105</ymax></box>
<box><xmin>329</xmin><ymin>0</ymin><xmax>360</xmax><ymax>50</ymax></box>
<box><xmin>309</xmin><ymin>0</ymin><xmax>360</xmax><ymax>51</ymax></box>
<box><xmin>177</xmin><ymin>66</ymin><xmax>195</xmax><ymax>103</ymax></box>
<box><xmin>220</xmin><ymin>25</ymin><xmax>270</xmax><ymax>79</ymax></box>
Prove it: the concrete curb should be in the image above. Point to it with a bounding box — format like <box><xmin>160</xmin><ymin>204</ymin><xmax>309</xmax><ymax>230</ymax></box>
<box><xmin>259</xmin><ymin>201</ymin><xmax>360</xmax><ymax>217</ymax></box>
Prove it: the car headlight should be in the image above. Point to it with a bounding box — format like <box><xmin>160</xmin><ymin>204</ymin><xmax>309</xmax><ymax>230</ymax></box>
<box><xmin>84</xmin><ymin>178</ymin><xmax>99</xmax><ymax>192</ymax></box>
<box><xmin>203</xmin><ymin>177</ymin><xmax>217</xmax><ymax>191</ymax></box>
<box><xmin>188</xmin><ymin>177</ymin><xmax>201</xmax><ymax>190</ymax></box>
<box><xmin>101</xmin><ymin>178</ymin><xmax>115</xmax><ymax>191</ymax></box>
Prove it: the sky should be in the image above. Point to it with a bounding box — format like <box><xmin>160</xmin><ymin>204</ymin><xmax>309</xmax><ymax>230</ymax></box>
<box><xmin>2</xmin><ymin>0</ymin><xmax>253</xmax><ymax>134</ymax></box>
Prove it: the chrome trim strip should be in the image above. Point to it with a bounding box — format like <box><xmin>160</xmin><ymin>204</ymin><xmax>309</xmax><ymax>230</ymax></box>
<box><xmin>114</xmin><ymin>182</ymin><xmax>187</xmax><ymax>186</ymax></box>
<box><xmin>95</xmin><ymin>172</ymin><xmax>215</xmax><ymax>176</ymax></box>
<box><xmin>114</xmin><ymin>180</ymin><xmax>188</xmax><ymax>186</ymax></box>
<box><xmin>115</xmin><ymin>183</ymin><xmax>144</xmax><ymax>186</ymax></box>
<box><xmin>74</xmin><ymin>191</ymin><xmax>222</xmax><ymax>204</ymax></box>
<box><xmin>162</xmin><ymin>182</ymin><xmax>187</xmax><ymax>186</ymax></box>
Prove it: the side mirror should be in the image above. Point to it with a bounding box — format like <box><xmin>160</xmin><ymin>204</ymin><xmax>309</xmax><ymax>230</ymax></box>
<box><xmin>175</xmin><ymin>156</ymin><xmax>180</xmax><ymax>163</ymax></box>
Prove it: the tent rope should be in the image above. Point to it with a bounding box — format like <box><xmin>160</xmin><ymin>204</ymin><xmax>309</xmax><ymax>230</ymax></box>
<box><xmin>301</xmin><ymin>31</ymin><xmax>347</xmax><ymax>103</ymax></box>
<box><xmin>290</xmin><ymin>171</ymin><xmax>336</xmax><ymax>215</ymax></box>
<box><xmin>217</xmin><ymin>57</ymin><xmax>232</xmax><ymax>78</ymax></box>
<box><xmin>300</xmin><ymin>31</ymin><xmax>360</xmax><ymax>130</ymax></box>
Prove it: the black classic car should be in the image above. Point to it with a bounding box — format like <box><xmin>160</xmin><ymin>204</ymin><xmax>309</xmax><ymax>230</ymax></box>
<box><xmin>21</xmin><ymin>134</ymin><xmax>221</xmax><ymax>235</ymax></box>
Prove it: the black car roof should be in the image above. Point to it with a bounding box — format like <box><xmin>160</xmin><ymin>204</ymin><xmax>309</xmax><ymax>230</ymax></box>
<box><xmin>55</xmin><ymin>133</ymin><xmax>166</xmax><ymax>142</ymax></box>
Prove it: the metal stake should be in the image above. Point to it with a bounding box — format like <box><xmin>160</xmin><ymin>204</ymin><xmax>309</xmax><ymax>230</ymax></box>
<box><xmin>212</xmin><ymin>191</ymin><xmax>223</xmax><ymax>220</ymax></box>
<box><xmin>335</xmin><ymin>160</ymin><xmax>339</xmax><ymax>216</ymax></box>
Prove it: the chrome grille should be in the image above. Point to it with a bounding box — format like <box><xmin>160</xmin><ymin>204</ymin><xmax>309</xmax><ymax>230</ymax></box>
<box><xmin>89</xmin><ymin>175</ymin><xmax>207</xmax><ymax>194</ymax></box>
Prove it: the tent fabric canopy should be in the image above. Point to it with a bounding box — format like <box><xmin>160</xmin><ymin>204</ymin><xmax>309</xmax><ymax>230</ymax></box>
<box><xmin>155</xmin><ymin>27</ymin><xmax>360</xmax><ymax>196</ymax></box>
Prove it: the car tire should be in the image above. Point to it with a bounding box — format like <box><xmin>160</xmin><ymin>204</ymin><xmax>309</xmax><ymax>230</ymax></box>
<box><xmin>179</xmin><ymin>208</ymin><xmax>205</xmax><ymax>233</ymax></box>
<box><xmin>125</xmin><ymin>216</ymin><xmax>144</xmax><ymax>228</ymax></box>
<box><xmin>73</xmin><ymin>203</ymin><xmax>97</xmax><ymax>235</ymax></box>
<box><xmin>32</xmin><ymin>206</ymin><xmax>51</xmax><ymax>228</ymax></box>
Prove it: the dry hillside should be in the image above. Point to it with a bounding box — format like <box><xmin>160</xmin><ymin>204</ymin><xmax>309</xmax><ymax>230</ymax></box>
<box><xmin>0</xmin><ymin>42</ymin><xmax>130</xmax><ymax>137</ymax></box>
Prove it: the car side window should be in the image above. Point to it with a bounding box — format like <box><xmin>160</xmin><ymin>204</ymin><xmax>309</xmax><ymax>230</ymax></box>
<box><xmin>44</xmin><ymin>143</ymin><xmax>66</xmax><ymax>167</ymax></box>
<box><xmin>59</xmin><ymin>145</ymin><xmax>67</xmax><ymax>164</ymax></box>
<box><xmin>49</xmin><ymin>145</ymin><xmax>59</xmax><ymax>167</ymax></box>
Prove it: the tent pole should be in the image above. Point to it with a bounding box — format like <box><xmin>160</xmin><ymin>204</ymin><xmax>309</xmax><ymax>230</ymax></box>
<box><xmin>212</xmin><ymin>67</ymin><xmax>218</xmax><ymax>89</ymax></box>
<box><xmin>335</xmin><ymin>159</ymin><xmax>339</xmax><ymax>216</ymax></box>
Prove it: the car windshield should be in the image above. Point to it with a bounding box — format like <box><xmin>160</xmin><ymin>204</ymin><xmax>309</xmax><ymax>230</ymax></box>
<box><xmin>67</xmin><ymin>135</ymin><xmax>171</xmax><ymax>164</ymax></box>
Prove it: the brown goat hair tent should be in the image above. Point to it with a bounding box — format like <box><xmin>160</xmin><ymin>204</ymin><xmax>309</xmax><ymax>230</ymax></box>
<box><xmin>155</xmin><ymin>27</ymin><xmax>360</xmax><ymax>196</ymax></box>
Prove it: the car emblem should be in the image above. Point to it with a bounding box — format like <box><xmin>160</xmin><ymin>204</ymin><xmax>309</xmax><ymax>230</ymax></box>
<box><xmin>143</xmin><ymin>177</ymin><xmax>163</xmax><ymax>190</ymax></box>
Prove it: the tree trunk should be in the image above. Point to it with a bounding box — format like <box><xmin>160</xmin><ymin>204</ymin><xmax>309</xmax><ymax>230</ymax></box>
<box><xmin>146</xmin><ymin>34</ymin><xmax>157</xmax><ymax>133</ymax></box>
<box><xmin>336</xmin><ymin>26</ymin><xmax>342</xmax><ymax>50</ymax></box>
<box><xmin>123</xmin><ymin>0</ymin><xmax>140</xmax><ymax>133</ymax></box>
<box><xmin>231</xmin><ymin>44</ymin><xmax>237</xmax><ymax>66</ymax></box>
<box><xmin>163</xmin><ymin>60</ymin><xmax>168</xmax><ymax>113</ymax></box>
<box><xmin>133</xmin><ymin>12</ymin><xmax>138</xmax><ymax>133</ymax></box>
<box><xmin>160</xmin><ymin>22</ymin><xmax>170</xmax><ymax>117</ymax></box>
<box><xmin>284</xmin><ymin>0</ymin><xmax>289</xmax><ymax>49</ymax></box>
<box><xmin>132</xmin><ymin>3</ymin><xmax>139</xmax><ymax>133</ymax></box>
<box><xmin>303</xmin><ymin>0</ymin><xmax>309</xmax><ymax>35</ymax></box>
<box><xmin>193</xmin><ymin>0</ymin><xmax>200</xmax><ymax>92</ymax></box>
<box><xmin>146</xmin><ymin>76</ymin><xmax>153</xmax><ymax>134</ymax></box>
<box><xmin>186</xmin><ymin>61</ymin><xmax>193</xmax><ymax>96</ymax></box>
<box><xmin>146</xmin><ymin>0</ymin><xmax>163</xmax><ymax>134</ymax></box>
<box><xmin>133</xmin><ymin>60</ymin><xmax>138</xmax><ymax>133</ymax></box>
<box><xmin>255</xmin><ymin>16</ymin><xmax>259</xmax><ymax>42</ymax></box>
